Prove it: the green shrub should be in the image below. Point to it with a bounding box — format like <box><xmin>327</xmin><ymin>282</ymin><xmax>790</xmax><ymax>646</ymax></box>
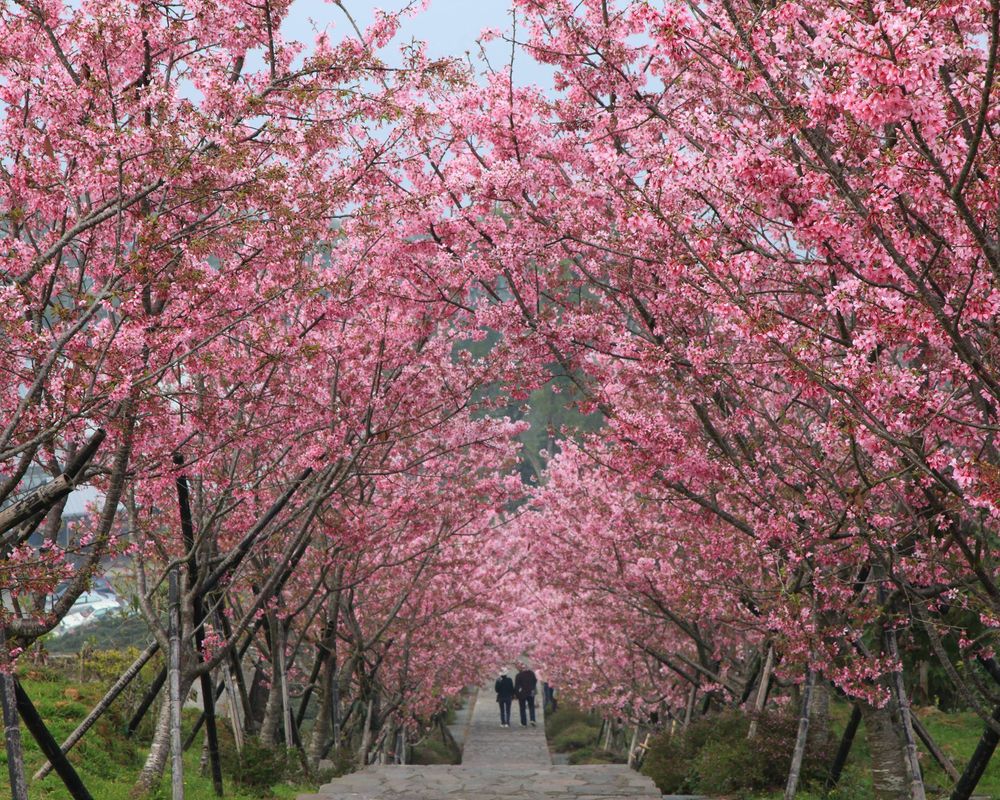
<box><xmin>641</xmin><ymin>729</ymin><xmax>694</xmax><ymax>793</ymax></box>
<box><xmin>545</xmin><ymin>705</ymin><xmax>598</xmax><ymax>741</ymax></box>
<box><xmin>410</xmin><ymin>737</ymin><xmax>459</xmax><ymax>764</ymax></box>
<box><xmin>221</xmin><ymin>737</ymin><xmax>289</xmax><ymax>796</ymax></box>
<box><xmin>642</xmin><ymin>709</ymin><xmax>836</xmax><ymax>797</ymax></box>
<box><xmin>568</xmin><ymin>747</ymin><xmax>625</xmax><ymax>765</ymax></box>
<box><xmin>693</xmin><ymin>732</ymin><xmax>765</xmax><ymax>795</ymax></box>
<box><xmin>552</xmin><ymin>721</ymin><xmax>599</xmax><ymax>751</ymax></box>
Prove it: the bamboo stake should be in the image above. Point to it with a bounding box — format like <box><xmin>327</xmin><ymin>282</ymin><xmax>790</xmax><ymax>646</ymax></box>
<box><xmin>222</xmin><ymin>661</ymin><xmax>244</xmax><ymax>753</ymax></box>
<box><xmin>2</xmin><ymin>669</ymin><xmax>28</xmax><ymax>800</ymax></box>
<box><xmin>826</xmin><ymin>704</ymin><xmax>862</xmax><ymax>789</ymax></box>
<box><xmin>168</xmin><ymin>569</ymin><xmax>184</xmax><ymax>800</ymax></box>
<box><xmin>627</xmin><ymin>725</ymin><xmax>640</xmax><ymax>768</ymax></box>
<box><xmin>911</xmin><ymin>713</ymin><xmax>960</xmax><ymax>783</ymax></box>
<box><xmin>278</xmin><ymin>624</ymin><xmax>293</xmax><ymax>750</ymax></box>
<box><xmin>951</xmin><ymin>705</ymin><xmax>1000</xmax><ymax>800</ymax></box>
<box><xmin>13</xmin><ymin>680</ymin><xmax>93</xmax><ymax>800</ymax></box>
<box><xmin>748</xmin><ymin>644</ymin><xmax>775</xmax><ymax>740</ymax></box>
<box><xmin>884</xmin><ymin>625</ymin><xmax>927</xmax><ymax>800</ymax></box>
<box><xmin>783</xmin><ymin>669</ymin><xmax>815</xmax><ymax>800</ymax></box>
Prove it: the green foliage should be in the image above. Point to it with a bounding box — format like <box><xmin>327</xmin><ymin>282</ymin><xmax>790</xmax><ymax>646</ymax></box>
<box><xmin>642</xmin><ymin>710</ymin><xmax>834</xmax><ymax>797</ymax></box>
<box><xmin>409</xmin><ymin>736</ymin><xmax>459</xmax><ymax>765</ymax></box>
<box><xmin>42</xmin><ymin>614</ymin><xmax>151</xmax><ymax>655</ymax></box>
<box><xmin>220</xmin><ymin>737</ymin><xmax>289</xmax><ymax>796</ymax></box>
<box><xmin>1</xmin><ymin>656</ymin><xmax>315</xmax><ymax>799</ymax></box>
<box><xmin>552</xmin><ymin>721</ymin><xmax>599</xmax><ymax>751</ymax></box>
<box><xmin>544</xmin><ymin>704</ymin><xmax>600</xmax><ymax>744</ymax></box>
<box><xmin>567</xmin><ymin>747</ymin><xmax>625</xmax><ymax>765</ymax></box>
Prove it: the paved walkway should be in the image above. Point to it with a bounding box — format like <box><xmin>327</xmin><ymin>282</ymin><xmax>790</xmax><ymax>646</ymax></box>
<box><xmin>299</xmin><ymin>685</ymin><xmax>662</xmax><ymax>799</ymax></box>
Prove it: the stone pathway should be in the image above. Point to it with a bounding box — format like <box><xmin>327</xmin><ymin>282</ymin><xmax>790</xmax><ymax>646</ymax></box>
<box><xmin>298</xmin><ymin>684</ymin><xmax>663</xmax><ymax>799</ymax></box>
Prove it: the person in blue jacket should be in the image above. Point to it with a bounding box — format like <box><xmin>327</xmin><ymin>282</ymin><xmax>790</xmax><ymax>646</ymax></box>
<box><xmin>494</xmin><ymin>669</ymin><xmax>515</xmax><ymax>728</ymax></box>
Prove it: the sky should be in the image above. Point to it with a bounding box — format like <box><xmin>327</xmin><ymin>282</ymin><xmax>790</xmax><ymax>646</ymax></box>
<box><xmin>281</xmin><ymin>0</ymin><xmax>555</xmax><ymax>87</ymax></box>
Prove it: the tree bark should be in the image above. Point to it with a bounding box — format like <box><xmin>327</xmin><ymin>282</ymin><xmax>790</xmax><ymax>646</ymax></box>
<box><xmin>308</xmin><ymin>600</ymin><xmax>339</xmax><ymax>768</ymax></box>
<box><xmin>134</xmin><ymin>691</ymin><xmax>173</xmax><ymax>794</ymax></box>
<box><xmin>358</xmin><ymin>697</ymin><xmax>374</xmax><ymax>767</ymax></box>
<box><xmin>259</xmin><ymin>615</ymin><xmax>282</xmax><ymax>749</ymax></box>
<box><xmin>861</xmin><ymin>700</ymin><xmax>911</xmax><ymax>800</ymax></box>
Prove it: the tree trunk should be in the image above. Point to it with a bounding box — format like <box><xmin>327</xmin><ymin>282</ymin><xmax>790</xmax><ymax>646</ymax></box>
<box><xmin>259</xmin><ymin>616</ymin><xmax>282</xmax><ymax>748</ymax></box>
<box><xmin>683</xmin><ymin>685</ymin><xmax>696</xmax><ymax>727</ymax></box>
<box><xmin>308</xmin><ymin>641</ymin><xmax>337</xmax><ymax>767</ymax></box>
<box><xmin>861</xmin><ymin>701</ymin><xmax>911</xmax><ymax>800</ymax></box>
<box><xmin>134</xmin><ymin>693</ymin><xmax>173</xmax><ymax>795</ymax></box>
<box><xmin>357</xmin><ymin>697</ymin><xmax>374</xmax><ymax>767</ymax></box>
<box><xmin>810</xmin><ymin>677</ymin><xmax>831</xmax><ymax>743</ymax></box>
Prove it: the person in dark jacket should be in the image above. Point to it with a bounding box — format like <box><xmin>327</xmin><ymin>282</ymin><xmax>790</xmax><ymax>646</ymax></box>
<box><xmin>514</xmin><ymin>664</ymin><xmax>538</xmax><ymax>727</ymax></box>
<box><xmin>494</xmin><ymin>670</ymin><xmax>515</xmax><ymax>728</ymax></box>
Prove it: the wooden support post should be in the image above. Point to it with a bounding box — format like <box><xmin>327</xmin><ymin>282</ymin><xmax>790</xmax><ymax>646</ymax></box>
<box><xmin>2</xmin><ymin>669</ymin><xmax>28</xmax><ymax>800</ymax></box>
<box><xmin>951</xmin><ymin>705</ymin><xmax>1000</xmax><ymax>800</ymax></box>
<box><xmin>127</xmin><ymin>665</ymin><xmax>166</xmax><ymax>737</ymax></box>
<box><xmin>278</xmin><ymin>624</ymin><xmax>293</xmax><ymax>750</ymax></box>
<box><xmin>747</xmin><ymin>644</ymin><xmax>774</xmax><ymax>740</ymax></box>
<box><xmin>885</xmin><ymin>625</ymin><xmax>927</xmax><ymax>800</ymax></box>
<box><xmin>826</xmin><ymin>704</ymin><xmax>862</xmax><ymax>789</ymax></box>
<box><xmin>783</xmin><ymin>668</ymin><xmax>815</xmax><ymax>800</ymax></box>
<box><xmin>222</xmin><ymin>661</ymin><xmax>244</xmax><ymax>754</ymax></box>
<box><xmin>911</xmin><ymin>712</ymin><xmax>960</xmax><ymax>783</ymax></box>
<box><xmin>174</xmin><ymin>457</ymin><xmax>223</xmax><ymax>797</ymax></box>
<box><xmin>13</xmin><ymin>679</ymin><xmax>93</xmax><ymax>800</ymax></box>
<box><xmin>627</xmin><ymin>725</ymin><xmax>640</xmax><ymax>768</ymax></box>
<box><xmin>168</xmin><ymin>569</ymin><xmax>184</xmax><ymax>800</ymax></box>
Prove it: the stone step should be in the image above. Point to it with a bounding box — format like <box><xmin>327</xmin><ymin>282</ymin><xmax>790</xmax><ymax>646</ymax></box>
<box><xmin>301</xmin><ymin>684</ymin><xmax>663</xmax><ymax>799</ymax></box>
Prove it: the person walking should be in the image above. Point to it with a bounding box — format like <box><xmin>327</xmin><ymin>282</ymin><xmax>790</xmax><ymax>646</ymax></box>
<box><xmin>514</xmin><ymin>664</ymin><xmax>538</xmax><ymax>727</ymax></box>
<box><xmin>543</xmin><ymin>681</ymin><xmax>557</xmax><ymax>714</ymax></box>
<box><xmin>495</xmin><ymin>669</ymin><xmax>515</xmax><ymax>728</ymax></box>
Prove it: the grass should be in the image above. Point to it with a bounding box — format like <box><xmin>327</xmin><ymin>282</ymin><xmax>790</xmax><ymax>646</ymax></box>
<box><xmin>0</xmin><ymin>663</ymin><xmax>318</xmax><ymax>799</ymax></box>
<box><xmin>751</xmin><ymin>703</ymin><xmax>1000</xmax><ymax>799</ymax></box>
<box><xmin>646</xmin><ymin>700</ymin><xmax>1000</xmax><ymax>799</ymax></box>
